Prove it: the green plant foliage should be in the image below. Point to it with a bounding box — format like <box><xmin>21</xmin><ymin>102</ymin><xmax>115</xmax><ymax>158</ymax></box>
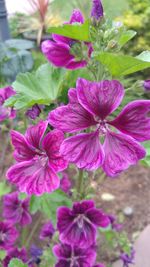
<box><xmin>8</xmin><ymin>258</ymin><xmax>28</xmax><ymax>267</ymax></box>
<box><xmin>5</xmin><ymin>64</ymin><xmax>66</xmax><ymax>109</ymax></box>
<box><xmin>94</xmin><ymin>51</ymin><xmax>150</xmax><ymax>77</ymax></box>
<box><xmin>0</xmin><ymin>182</ymin><xmax>11</xmax><ymax>197</ymax></box>
<box><xmin>30</xmin><ymin>190</ymin><xmax>72</xmax><ymax>223</ymax></box>
<box><xmin>118</xmin><ymin>30</ymin><xmax>136</xmax><ymax>48</ymax></box>
<box><xmin>141</xmin><ymin>141</ymin><xmax>150</xmax><ymax>167</ymax></box>
<box><xmin>119</xmin><ymin>0</ymin><xmax>150</xmax><ymax>55</ymax></box>
<box><xmin>40</xmin><ymin>246</ymin><xmax>56</xmax><ymax>267</ymax></box>
<box><xmin>48</xmin><ymin>20</ymin><xmax>90</xmax><ymax>41</ymax></box>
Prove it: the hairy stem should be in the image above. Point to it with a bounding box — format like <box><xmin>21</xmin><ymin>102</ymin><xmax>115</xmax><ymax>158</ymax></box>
<box><xmin>77</xmin><ymin>169</ymin><xmax>84</xmax><ymax>199</ymax></box>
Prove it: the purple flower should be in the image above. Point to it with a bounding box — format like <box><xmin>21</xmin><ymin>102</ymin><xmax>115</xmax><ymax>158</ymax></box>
<box><xmin>3</xmin><ymin>191</ymin><xmax>32</xmax><ymax>226</ymax></box>
<box><xmin>49</xmin><ymin>78</ymin><xmax>150</xmax><ymax>177</ymax></box>
<box><xmin>41</xmin><ymin>10</ymin><xmax>92</xmax><ymax>70</ymax></box>
<box><xmin>2</xmin><ymin>247</ymin><xmax>27</xmax><ymax>267</ymax></box>
<box><xmin>91</xmin><ymin>0</ymin><xmax>104</xmax><ymax>20</ymax></box>
<box><xmin>108</xmin><ymin>215</ymin><xmax>122</xmax><ymax>232</ymax></box>
<box><xmin>39</xmin><ymin>221</ymin><xmax>55</xmax><ymax>240</ymax></box>
<box><xmin>53</xmin><ymin>243</ymin><xmax>96</xmax><ymax>267</ymax></box>
<box><xmin>143</xmin><ymin>80</ymin><xmax>150</xmax><ymax>91</ymax></box>
<box><xmin>7</xmin><ymin>120</ymin><xmax>68</xmax><ymax>195</ymax></box>
<box><xmin>57</xmin><ymin>200</ymin><xmax>110</xmax><ymax>248</ymax></box>
<box><xmin>0</xmin><ymin>221</ymin><xmax>18</xmax><ymax>249</ymax></box>
<box><xmin>0</xmin><ymin>86</ymin><xmax>16</xmax><ymax>122</ymax></box>
<box><xmin>25</xmin><ymin>104</ymin><xmax>44</xmax><ymax>120</ymax></box>
<box><xmin>60</xmin><ymin>172</ymin><xmax>72</xmax><ymax>194</ymax></box>
<box><xmin>29</xmin><ymin>245</ymin><xmax>43</xmax><ymax>265</ymax></box>
<box><xmin>120</xmin><ymin>248</ymin><xmax>135</xmax><ymax>267</ymax></box>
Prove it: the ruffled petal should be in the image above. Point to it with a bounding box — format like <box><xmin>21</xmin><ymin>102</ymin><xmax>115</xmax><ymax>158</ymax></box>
<box><xmin>77</xmin><ymin>78</ymin><xmax>124</xmax><ymax>119</ymax></box>
<box><xmin>86</xmin><ymin>208</ymin><xmax>110</xmax><ymax>227</ymax></box>
<box><xmin>109</xmin><ymin>100</ymin><xmax>150</xmax><ymax>142</ymax></box>
<box><xmin>49</xmin><ymin>89</ymin><xmax>96</xmax><ymax>133</ymax></box>
<box><xmin>57</xmin><ymin>207</ymin><xmax>75</xmax><ymax>233</ymax></box>
<box><xmin>20</xmin><ymin>211</ymin><xmax>32</xmax><ymax>226</ymax></box>
<box><xmin>59</xmin><ymin>219</ymin><xmax>97</xmax><ymax>248</ymax></box>
<box><xmin>53</xmin><ymin>244</ymin><xmax>71</xmax><ymax>259</ymax></box>
<box><xmin>7</xmin><ymin>160</ymin><xmax>60</xmax><ymax>195</ymax></box>
<box><xmin>73</xmin><ymin>200</ymin><xmax>95</xmax><ymax>214</ymax></box>
<box><xmin>102</xmin><ymin>131</ymin><xmax>146</xmax><ymax>177</ymax></box>
<box><xmin>41</xmin><ymin>40</ymin><xmax>74</xmax><ymax>68</ymax></box>
<box><xmin>66</xmin><ymin>59</ymin><xmax>87</xmax><ymax>70</ymax></box>
<box><xmin>42</xmin><ymin>130</ymin><xmax>68</xmax><ymax>172</ymax></box>
<box><xmin>25</xmin><ymin>120</ymin><xmax>48</xmax><ymax>150</ymax></box>
<box><xmin>11</xmin><ymin>130</ymin><xmax>36</xmax><ymax>162</ymax></box>
<box><xmin>60</xmin><ymin>131</ymin><xmax>104</xmax><ymax>170</ymax></box>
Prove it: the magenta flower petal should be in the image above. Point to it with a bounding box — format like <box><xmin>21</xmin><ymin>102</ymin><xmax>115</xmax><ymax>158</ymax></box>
<box><xmin>0</xmin><ymin>222</ymin><xmax>19</xmax><ymax>249</ymax></box>
<box><xmin>91</xmin><ymin>0</ymin><xmax>104</xmax><ymax>20</ymax></box>
<box><xmin>57</xmin><ymin>207</ymin><xmax>75</xmax><ymax>233</ymax></box>
<box><xmin>60</xmin><ymin>172</ymin><xmax>72</xmax><ymax>194</ymax></box>
<box><xmin>25</xmin><ymin>120</ymin><xmax>48</xmax><ymax>150</ymax></box>
<box><xmin>60</xmin><ymin>131</ymin><xmax>104</xmax><ymax>171</ymax></box>
<box><xmin>77</xmin><ymin>78</ymin><xmax>124</xmax><ymax>119</ymax></box>
<box><xmin>53</xmin><ymin>244</ymin><xmax>96</xmax><ymax>267</ymax></box>
<box><xmin>3</xmin><ymin>247</ymin><xmax>28</xmax><ymax>267</ymax></box>
<box><xmin>3</xmin><ymin>192</ymin><xmax>32</xmax><ymax>226</ymax></box>
<box><xmin>73</xmin><ymin>200</ymin><xmax>95</xmax><ymax>213</ymax></box>
<box><xmin>49</xmin><ymin>89</ymin><xmax>97</xmax><ymax>133</ymax></box>
<box><xmin>94</xmin><ymin>264</ymin><xmax>105</xmax><ymax>267</ymax></box>
<box><xmin>41</xmin><ymin>41</ymin><xmax>74</xmax><ymax>68</ymax></box>
<box><xmin>42</xmin><ymin>130</ymin><xmax>68</xmax><ymax>172</ymax></box>
<box><xmin>69</xmin><ymin>9</ymin><xmax>84</xmax><ymax>24</ymax></box>
<box><xmin>11</xmin><ymin>130</ymin><xmax>36</xmax><ymax>162</ymax></box>
<box><xmin>0</xmin><ymin>86</ymin><xmax>16</xmax><ymax>122</ymax></box>
<box><xmin>109</xmin><ymin>100</ymin><xmax>150</xmax><ymax>142</ymax></box>
<box><xmin>66</xmin><ymin>59</ymin><xmax>87</xmax><ymax>70</ymax></box>
<box><xmin>102</xmin><ymin>131</ymin><xmax>146</xmax><ymax>177</ymax></box>
<box><xmin>7</xmin><ymin>160</ymin><xmax>60</xmax><ymax>195</ymax></box>
<box><xmin>86</xmin><ymin>208</ymin><xmax>110</xmax><ymax>228</ymax></box>
<box><xmin>39</xmin><ymin>221</ymin><xmax>55</xmax><ymax>240</ymax></box>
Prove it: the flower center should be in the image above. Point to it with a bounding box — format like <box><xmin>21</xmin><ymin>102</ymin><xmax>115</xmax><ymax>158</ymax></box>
<box><xmin>96</xmin><ymin>120</ymin><xmax>108</xmax><ymax>135</ymax></box>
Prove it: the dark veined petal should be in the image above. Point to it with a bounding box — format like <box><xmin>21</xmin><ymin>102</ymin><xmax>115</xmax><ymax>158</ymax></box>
<box><xmin>77</xmin><ymin>78</ymin><xmax>124</xmax><ymax>119</ymax></box>
<box><xmin>102</xmin><ymin>131</ymin><xmax>146</xmax><ymax>177</ymax></box>
<box><xmin>109</xmin><ymin>100</ymin><xmax>150</xmax><ymax>142</ymax></box>
<box><xmin>48</xmin><ymin>89</ymin><xmax>96</xmax><ymax>133</ymax></box>
<box><xmin>57</xmin><ymin>206</ymin><xmax>75</xmax><ymax>233</ymax></box>
<box><xmin>11</xmin><ymin>130</ymin><xmax>36</xmax><ymax>162</ymax></box>
<box><xmin>42</xmin><ymin>130</ymin><xmax>68</xmax><ymax>172</ymax></box>
<box><xmin>60</xmin><ymin>131</ymin><xmax>104</xmax><ymax>171</ymax></box>
<box><xmin>73</xmin><ymin>200</ymin><xmax>95</xmax><ymax>214</ymax></box>
<box><xmin>25</xmin><ymin>120</ymin><xmax>48</xmax><ymax>150</ymax></box>
<box><xmin>86</xmin><ymin>208</ymin><xmax>110</xmax><ymax>228</ymax></box>
<box><xmin>7</xmin><ymin>159</ymin><xmax>60</xmax><ymax>195</ymax></box>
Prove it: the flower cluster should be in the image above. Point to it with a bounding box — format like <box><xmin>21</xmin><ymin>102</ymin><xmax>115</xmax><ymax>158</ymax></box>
<box><xmin>54</xmin><ymin>200</ymin><xmax>109</xmax><ymax>267</ymax></box>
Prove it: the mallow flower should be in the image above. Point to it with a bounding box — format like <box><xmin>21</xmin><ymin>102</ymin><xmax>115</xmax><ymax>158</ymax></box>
<box><xmin>49</xmin><ymin>78</ymin><xmax>150</xmax><ymax>176</ymax></box>
<box><xmin>41</xmin><ymin>9</ymin><xmax>92</xmax><ymax>70</ymax></box>
<box><xmin>25</xmin><ymin>104</ymin><xmax>44</xmax><ymax>120</ymax></box>
<box><xmin>39</xmin><ymin>221</ymin><xmax>55</xmax><ymax>240</ymax></box>
<box><xmin>0</xmin><ymin>86</ymin><xmax>16</xmax><ymax>122</ymax></box>
<box><xmin>120</xmin><ymin>247</ymin><xmax>135</xmax><ymax>267</ymax></box>
<box><xmin>0</xmin><ymin>221</ymin><xmax>18</xmax><ymax>249</ymax></box>
<box><xmin>57</xmin><ymin>200</ymin><xmax>110</xmax><ymax>248</ymax></box>
<box><xmin>143</xmin><ymin>80</ymin><xmax>150</xmax><ymax>91</ymax></box>
<box><xmin>60</xmin><ymin>172</ymin><xmax>72</xmax><ymax>194</ymax></box>
<box><xmin>3</xmin><ymin>247</ymin><xmax>28</xmax><ymax>267</ymax></box>
<box><xmin>53</xmin><ymin>243</ymin><xmax>96</xmax><ymax>267</ymax></box>
<box><xmin>3</xmin><ymin>191</ymin><xmax>32</xmax><ymax>226</ymax></box>
<box><xmin>7</xmin><ymin>120</ymin><xmax>68</xmax><ymax>195</ymax></box>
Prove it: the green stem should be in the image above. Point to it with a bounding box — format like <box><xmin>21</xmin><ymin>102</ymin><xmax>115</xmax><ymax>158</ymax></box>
<box><xmin>24</xmin><ymin>214</ymin><xmax>42</xmax><ymax>248</ymax></box>
<box><xmin>77</xmin><ymin>169</ymin><xmax>84</xmax><ymax>199</ymax></box>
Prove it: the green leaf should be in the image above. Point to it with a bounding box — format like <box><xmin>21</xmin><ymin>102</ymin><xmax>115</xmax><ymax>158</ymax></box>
<box><xmin>8</xmin><ymin>258</ymin><xmax>28</xmax><ymax>267</ymax></box>
<box><xmin>141</xmin><ymin>141</ymin><xmax>150</xmax><ymax>167</ymax></box>
<box><xmin>48</xmin><ymin>20</ymin><xmax>90</xmax><ymax>42</ymax></box>
<box><xmin>0</xmin><ymin>182</ymin><xmax>11</xmax><ymax>197</ymax></box>
<box><xmin>0</xmin><ymin>250</ymin><xmax>6</xmax><ymax>260</ymax></box>
<box><xmin>94</xmin><ymin>51</ymin><xmax>150</xmax><ymax>77</ymax></box>
<box><xmin>5</xmin><ymin>63</ymin><xmax>66</xmax><ymax>109</ymax></box>
<box><xmin>118</xmin><ymin>30</ymin><xmax>136</xmax><ymax>48</ymax></box>
<box><xmin>30</xmin><ymin>190</ymin><xmax>72</xmax><ymax>223</ymax></box>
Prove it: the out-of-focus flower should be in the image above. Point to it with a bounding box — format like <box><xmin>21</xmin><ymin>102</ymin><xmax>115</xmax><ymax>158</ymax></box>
<box><xmin>7</xmin><ymin>120</ymin><xmax>68</xmax><ymax>195</ymax></box>
<box><xmin>49</xmin><ymin>78</ymin><xmax>150</xmax><ymax>176</ymax></box>
<box><xmin>91</xmin><ymin>0</ymin><xmax>104</xmax><ymax>20</ymax></box>
<box><xmin>42</xmin><ymin>10</ymin><xmax>92</xmax><ymax>70</ymax></box>
<box><xmin>120</xmin><ymin>247</ymin><xmax>135</xmax><ymax>267</ymax></box>
<box><xmin>3</xmin><ymin>191</ymin><xmax>32</xmax><ymax>226</ymax></box>
<box><xmin>143</xmin><ymin>80</ymin><xmax>150</xmax><ymax>91</ymax></box>
<box><xmin>108</xmin><ymin>215</ymin><xmax>122</xmax><ymax>232</ymax></box>
<box><xmin>2</xmin><ymin>247</ymin><xmax>27</xmax><ymax>267</ymax></box>
<box><xmin>39</xmin><ymin>221</ymin><xmax>55</xmax><ymax>240</ymax></box>
<box><xmin>93</xmin><ymin>264</ymin><xmax>105</xmax><ymax>267</ymax></box>
<box><xmin>60</xmin><ymin>172</ymin><xmax>72</xmax><ymax>194</ymax></box>
<box><xmin>53</xmin><ymin>243</ymin><xmax>96</xmax><ymax>267</ymax></box>
<box><xmin>0</xmin><ymin>86</ymin><xmax>16</xmax><ymax>122</ymax></box>
<box><xmin>25</xmin><ymin>104</ymin><xmax>44</xmax><ymax>120</ymax></box>
<box><xmin>57</xmin><ymin>200</ymin><xmax>110</xmax><ymax>248</ymax></box>
<box><xmin>0</xmin><ymin>221</ymin><xmax>18</xmax><ymax>249</ymax></box>
<box><xmin>29</xmin><ymin>245</ymin><xmax>43</xmax><ymax>265</ymax></box>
